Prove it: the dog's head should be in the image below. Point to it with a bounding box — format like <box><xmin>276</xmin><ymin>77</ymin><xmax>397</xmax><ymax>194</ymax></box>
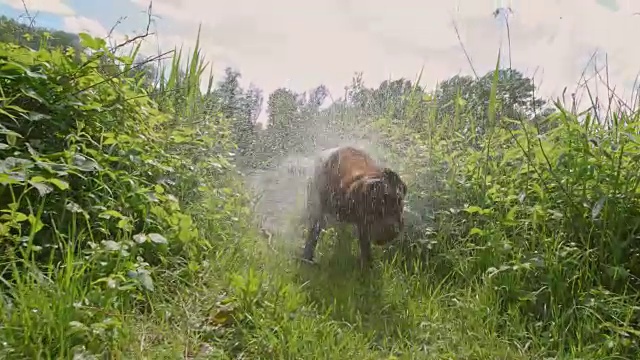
<box><xmin>356</xmin><ymin>168</ymin><xmax>408</xmax><ymax>245</ymax></box>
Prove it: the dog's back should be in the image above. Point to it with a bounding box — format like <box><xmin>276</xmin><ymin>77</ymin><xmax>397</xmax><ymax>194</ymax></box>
<box><xmin>319</xmin><ymin>146</ymin><xmax>382</xmax><ymax>200</ymax></box>
<box><xmin>309</xmin><ymin>146</ymin><xmax>403</xmax><ymax>223</ymax></box>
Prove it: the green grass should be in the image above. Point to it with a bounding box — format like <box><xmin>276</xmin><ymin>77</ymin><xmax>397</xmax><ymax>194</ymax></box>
<box><xmin>0</xmin><ymin>23</ymin><xmax>639</xmax><ymax>360</ymax></box>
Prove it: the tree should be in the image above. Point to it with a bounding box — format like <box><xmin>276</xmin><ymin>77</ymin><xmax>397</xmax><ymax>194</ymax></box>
<box><xmin>211</xmin><ymin>68</ymin><xmax>265</xmax><ymax>161</ymax></box>
<box><xmin>305</xmin><ymin>85</ymin><xmax>329</xmax><ymax>111</ymax></box>
<box><xmin>265</xmin><ymin>88</ymin><xmax>301</xmax><ymax>154</ymax></box>
<box><xmin>435</xmin><ymin>68</ymin><xmax>548</xmax><ymax>135</ymax></box>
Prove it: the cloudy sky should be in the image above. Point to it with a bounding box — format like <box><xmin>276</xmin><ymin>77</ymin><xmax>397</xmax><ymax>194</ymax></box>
<box><xmin>2</xmin><ymin>0</ymin><xmax>639</xmax><ymax>123</ymax></box>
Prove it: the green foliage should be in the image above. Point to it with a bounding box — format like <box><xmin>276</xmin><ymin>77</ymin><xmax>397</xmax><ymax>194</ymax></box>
<box><xmin>241</xmin><ymin>56</ymin><xmax>640</xmax><ymax>357</ymax></box>
<box><xmin>0</xmin><ymin>32</ymin><xmax>205</xmax><ymax>266</ymax></box>
<box><xmin>0</xmin><ymin>24</ymin><xmax>246</xmax><ymax>357</ymax></box>
<box><xmin>376</xmin><ymin>70</ymin><xmax>640</xmax><ymax>357</ymax></box>
<box><xmin>435</xmin><ymin>68</ymin><xmax>548</xmax><ymax>125</ymax></box>
<box><xmin>3</xmin><ymin>13</ymin><xmax>640</xmax><ymax>359</ymax></box>
<box><xmin>0</xmin><ymin>16</ymin><xmax>81</xmax><ymax>53</ymax></box>
<box><xmin>211</xmin><ymin>67</ymin><xmax>263</xmax><ymax>162</ymax></box>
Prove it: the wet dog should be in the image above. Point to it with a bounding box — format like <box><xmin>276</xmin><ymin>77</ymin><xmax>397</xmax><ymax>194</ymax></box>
<box><xmin>302</xmin><ymin>146</ymin><xmax>407</xmax><ymax>268</ymax></box>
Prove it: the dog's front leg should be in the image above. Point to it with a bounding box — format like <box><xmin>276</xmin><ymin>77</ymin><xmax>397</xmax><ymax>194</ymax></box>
<box><xmin>357</xmin><ymin>223</ymin><xmax>373</xmax><ymax>269</ymax></box>
<box><xmin>302</xmin><ymin>180</ymin><xmax>326</xmax><ymax>262</ymax></box>
<box><xmin>302</xmin><ymin>213</ymin><xmax>325</xmax><ymax>262</ymax></box>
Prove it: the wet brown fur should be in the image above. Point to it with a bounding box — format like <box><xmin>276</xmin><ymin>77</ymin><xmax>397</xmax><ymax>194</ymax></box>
<box><xmin>302</xmin><ymin>146</ymin><xmax>407</xmax><ymax>268</ymax></box>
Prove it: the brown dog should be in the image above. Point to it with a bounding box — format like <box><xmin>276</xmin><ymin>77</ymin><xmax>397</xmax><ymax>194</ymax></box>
<box><xmin>302</xmin><ymin>146</ymin><xmax>407</xmax><ymax>268</ymax></box>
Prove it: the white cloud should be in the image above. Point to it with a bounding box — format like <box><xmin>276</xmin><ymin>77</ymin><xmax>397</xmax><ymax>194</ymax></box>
<box><xmin>125</xmin><ymin>0</ymin><xmax>640</xmax><ymax>123</ymax></box>
<box><xmin>0</xmin><ymin>0</ymin><xmax>74</xmax><ymax>16</ymax></box>
<box><xmin>62</xmin><ymin>16</ymin><xmax>108</xmax><ymax>37</ymax></box>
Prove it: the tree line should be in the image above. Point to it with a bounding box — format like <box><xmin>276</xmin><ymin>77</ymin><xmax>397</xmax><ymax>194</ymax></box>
<box><xmin>1</xmin><ymin>15</ymin><xmax>555</xmax><ymax>170</ymax></box>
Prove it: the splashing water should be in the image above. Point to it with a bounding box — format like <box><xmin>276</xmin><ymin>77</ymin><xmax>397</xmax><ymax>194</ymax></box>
<box><xmin>244</xmin><ymin>118</ymin><xmax>394</xmax><ymax>250</ymax></box>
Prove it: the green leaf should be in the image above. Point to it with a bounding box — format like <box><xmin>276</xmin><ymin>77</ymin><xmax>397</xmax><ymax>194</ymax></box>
<box><xmin>6</xmin><ymin>133</ymin><xmax>16</xmax><ymax>146</ymax></box>
<box><xmin>117</xmin><ymin>218</ymin><xmax>132</xmax><ymax>231</ymax></box>
<box><xmin>172</xmin><ymin>135</ymin><xmax>189</xmax><ymax>143</ymax></box>
<box><xmin>78</xmin><ymin>32</ymin><xmax>106</xmax><ymax>51</ymax></box>
<box><xmin>68</xmin><ymin>321</ymin><xmax>89</xmax><ymax>332</ymax></box>
<box><xmin>47</xmin><ymin>178</ymin><xmax>70</xmax><ymax>191</ymax></box>
<box><xmin>102</xmin><ymin>240</ymin><xmax>121</xmax><ymax>251</ymax></box>
<box><xmin>13</xmin><ymin>212</ymin><xmax>28</xmax><ymax>222</ymax></box>
<box><xmin>72</xmin><ymin>154</ymin><xmax>102</xmax><ymax>172</ymax></box>
<box><xmin>103</xmin><ymin>137</ymin><xmax>117</xmax><ymax>145</ymax></box>
<box><xmin>0</xmin><ymin>173</ymin><xmax>23</xmax><ymax>185</ymax></box>
<box><xmin>178</xmin><ymin>215</ymin><xmax>194</xmax><ymax>241</ymax></box>
<box><xmin>65</xmin><ymin>201</ymin><xmax>84</xmax><ymax>213</ymax></box>
<box><xmin>148</xmin><ymin>233</ymin><xmax>168</xmax><ymax>244</ymax></box>
<box><xmin>20</xmin><ymin>88</ymin><xmax>48</xmax><ymax>106</ymax></box>
<box><xmin>27</xmin><ymin>214</ymin><xmax>44</xmax><ymax>234</ymax></box>
<box><xmin>99</xmin><ymin>210</ymin><xmax>124</xmax><ymax>219</ymax></box>
<box><xmin>0</xmin><ymin>61</ymin><xmax>29</xmax><ymax>77</ymax></box>
<box><xmin>464</xmin><ymin>206</ymin><xmax>483</xmax><ymax>214</ymax></box>
<box><xmin>591</xmin><ymin>196</ymin><xmax>606</xmax><ymax>220</ymax></box>
<box><xmin>29</xmin><ymin>176</ymin><xmax>47</xmax><ymax>183</ymax></box>
<box><xmin>138</xmin><ymin>272</ymin><xmax>155</xmax><ymax>292</ymax></box>
<box><xmin>133</xmin><ymin>233</ymin><xmax>148</xmax><ymax>244</ymax></box>
<box><xmin>28</xmin><ymin>180</ymin><xmax>53</xmax><ymax>196</ymax></box>
<box><xmin>178</xmin><ymin>227</ymin><xmax>192</xmax><ymax>242</ymax></box>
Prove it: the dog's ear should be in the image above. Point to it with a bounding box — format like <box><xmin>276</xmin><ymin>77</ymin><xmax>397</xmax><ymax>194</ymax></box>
<box><xmin>382</xmin><ymin>168</ymin><xmax>407</xmax><ymax>196</ymax></box>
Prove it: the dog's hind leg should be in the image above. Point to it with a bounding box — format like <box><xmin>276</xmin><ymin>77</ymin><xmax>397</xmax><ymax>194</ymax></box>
<box><xmin>302</xmin><ymin>176</ymin><xmax>327</xmax><ymax>262</ymax></box>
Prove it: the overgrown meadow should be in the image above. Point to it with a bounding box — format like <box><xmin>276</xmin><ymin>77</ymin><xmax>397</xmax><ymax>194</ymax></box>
<box><xmin>1</xmin><ymin>15</ymin><xmax>639</xmax><ymax>359</ymax></box>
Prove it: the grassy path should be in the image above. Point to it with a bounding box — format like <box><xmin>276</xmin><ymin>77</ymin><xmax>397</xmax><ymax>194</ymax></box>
<box><xmin>127</xmin><ymin>221</ymin><xmax>529</xmax><ymax>359</ymax></box>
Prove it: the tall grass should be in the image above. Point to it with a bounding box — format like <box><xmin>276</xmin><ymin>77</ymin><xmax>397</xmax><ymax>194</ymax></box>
<box><xmin>0</xmin><ymin>22</ymin><xmax>639</xmax><ymax>359</ymax></box>
<box><xmin>376</xmin><ymin>57</ymin><xmax>640</xmax><ymax>357</ymax></box>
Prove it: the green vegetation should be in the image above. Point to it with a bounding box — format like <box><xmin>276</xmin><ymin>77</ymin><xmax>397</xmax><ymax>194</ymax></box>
<box><xmin>1</xmin><ymin>15</ymin><xmax>639</xmax><ymax>359</ymax></box>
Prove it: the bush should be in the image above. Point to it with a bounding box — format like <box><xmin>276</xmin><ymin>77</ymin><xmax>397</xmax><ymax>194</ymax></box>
<box><xmin>378</xmin><ymin>71</ymin><xmax>640</xmax><ymax>357</ymax></box>
<box><xmin>0</xmin><ymin>30</ymin><xmax>250</xmax><ymax>358</ymax></box>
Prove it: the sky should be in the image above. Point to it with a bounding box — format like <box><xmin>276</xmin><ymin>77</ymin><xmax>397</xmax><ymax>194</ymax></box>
<box><xmin>2</xmin><ymin>0</ymin><xmax>640</xmax><ymax>124</ymax></box>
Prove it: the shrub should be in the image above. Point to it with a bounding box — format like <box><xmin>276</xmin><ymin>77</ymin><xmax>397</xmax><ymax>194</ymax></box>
<box><xmin>0</xmin><ymin>30</ymin><xmax>248</xmax><ymax>357</ymax></box>
<box><xmin>379</xmin><ymin>67</ymin><xmax>640</xmax><ymax>357</ymax></box>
